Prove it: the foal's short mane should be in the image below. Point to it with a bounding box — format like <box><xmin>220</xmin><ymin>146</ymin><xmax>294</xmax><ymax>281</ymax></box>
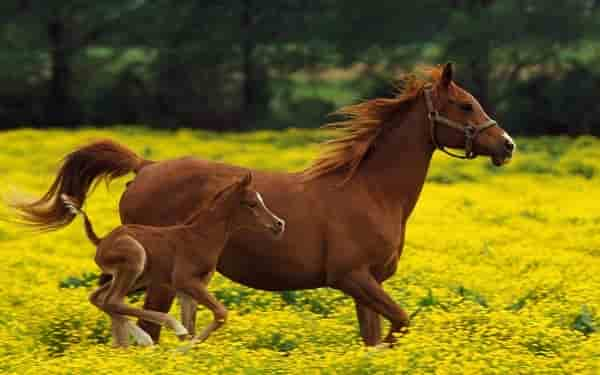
<box><xmin>303</xmin><ymin>65</ymin><xmax>444</xmax><ymax>183</ymax></box>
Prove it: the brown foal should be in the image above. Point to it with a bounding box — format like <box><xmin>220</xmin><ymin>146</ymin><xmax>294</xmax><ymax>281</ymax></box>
<box><xmin>61</xmin><ymin>172</ymin><xmax>284</xmax><ymax>347</ymax></box>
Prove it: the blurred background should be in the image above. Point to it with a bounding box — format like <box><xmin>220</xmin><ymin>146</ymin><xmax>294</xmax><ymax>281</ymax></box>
<box><xmin>1</xmin><ymin>0</ymin><xmax>599</xmax><ymax>135</ymax></box>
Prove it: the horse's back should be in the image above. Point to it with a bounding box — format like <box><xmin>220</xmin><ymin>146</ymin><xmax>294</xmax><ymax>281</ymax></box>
<box><xmin>121</xmin><ymin>157</ymin><xmax>241</xmax><ymax>225</ymax></box>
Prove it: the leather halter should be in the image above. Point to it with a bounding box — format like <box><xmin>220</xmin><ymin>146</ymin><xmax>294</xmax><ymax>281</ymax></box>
<box><xmin>423</xmin><ymin>83</ymin><xmax>498</xmax><ymax>159</ymax></box>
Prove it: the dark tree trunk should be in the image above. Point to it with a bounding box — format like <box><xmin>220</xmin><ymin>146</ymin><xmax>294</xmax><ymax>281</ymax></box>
<box><xmin>241</xmin><ymin>0</ymin><xmax>257</xmax><ymax>129</ymax></box>
<box><xmin>46</xmin><ymin>19</ymin><xmax>78</xmax><ymax>127</ymax></box>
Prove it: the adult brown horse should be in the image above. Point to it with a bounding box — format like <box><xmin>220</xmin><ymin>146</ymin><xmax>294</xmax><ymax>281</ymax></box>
<box><xmin>12</xmin><ymin>63</ymin><xmax>515</xmax><ymax>346</ymax></box>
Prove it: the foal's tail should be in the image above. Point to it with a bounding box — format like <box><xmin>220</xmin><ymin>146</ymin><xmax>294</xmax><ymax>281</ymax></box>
<box><xmin>61</xmin><ymin>194</ymin><xmax>101</xmax><ymax>246</ymax></box>
<box><xmin>8</xmin><ymin>139</ymin><xmax>152</xmax><ymax>232</ymax></box>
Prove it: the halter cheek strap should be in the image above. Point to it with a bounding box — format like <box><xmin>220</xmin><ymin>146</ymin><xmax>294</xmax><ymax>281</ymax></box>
<box><xmin>423</xmin><ymin>83</ymin><xmax>498</xmax><ymax>159</ymax></box>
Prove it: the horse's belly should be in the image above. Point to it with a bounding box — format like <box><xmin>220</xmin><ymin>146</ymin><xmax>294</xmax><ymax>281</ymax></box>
<box><xmin>216</xmin><ymin>238</ymin><xmax>325</xmax><ymax>291</ymax></box>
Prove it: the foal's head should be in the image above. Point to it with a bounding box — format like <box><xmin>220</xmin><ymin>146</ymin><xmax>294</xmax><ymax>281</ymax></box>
<box><xmin>211</xmin><ymin>172</ymin><xmax>285</xmax><ymax>237</ymax></box>
<box><xmin>425</xmin><ymin>63</ymin><xmax>515</xmax><ymax>165</ymax></box>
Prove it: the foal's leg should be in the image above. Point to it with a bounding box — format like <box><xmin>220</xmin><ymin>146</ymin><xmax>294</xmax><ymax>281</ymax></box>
<box><xmin>175</xmin><ymin>276</ymin><xmax>227</xmax><ymax>344</ymax></box>
<box><xmin>178</xmin><ymin>271</ymin><xmax>214</xmax><ymax>337</ymax></box>
<box><xmin>333</xmin><ymin>270</ymin><xmax>409</xmax><ymax>345</ymax></box>
<box><xmin>120</xmin><ymin>278</ymin><xmax>154</xmax><ymax>347</ymax></box>
<box><xmin>90</xmin><ymin>281</ymin><xmax>130</xmax><ymax>347</ymax></box>
<box><xmin>125</xmin><ymin>321</ymin><xmax>154</xmax><ymax>346</ymax></box>
<box><xmin>92</xmin><ymin>286</ymin><xmax>131</xmax><ymax>347</ymax></box>
<box><xmin>100</xmin><ymin>269</ymin><xmax>188</xmax><ymax>340</ymax></box>
<box><xmin>178</xmin><ymin>292</ymin><xmax>198</xmax><ymax>337</ymax></box>
<box><xmin>111</xmin><ymin>316</ymin><xmax>131</xmax><ymax>348</ymax></box>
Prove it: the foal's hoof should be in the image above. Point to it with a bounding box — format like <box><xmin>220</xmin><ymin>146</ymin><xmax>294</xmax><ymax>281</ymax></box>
<box><xmin>170</xmin><ymin>320</ymin><xmax>189</xmax><ymax>338</ymax></box>
<box><xmin>177</xmin><ymin>333</ymin><xmax>191</xmax><ymax>342</ymax></box>
<box><xmin>374</xmin><ymin>342</ymin><xmax>393</xmax><ymax>350</ymax></box>
<box><xmin>127</xmin><ymin>324</ymin><xmax>154</xmax><ymax>347</ymax></box>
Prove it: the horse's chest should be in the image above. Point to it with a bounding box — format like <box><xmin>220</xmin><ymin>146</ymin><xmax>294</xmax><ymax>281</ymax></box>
<box><xmin>344</xmin><ymin>217</ymin><xmax>404</xmax><ymax>264</ymax></box>
<box><xmin>370</xmin><ymin>231</ymin><xmax>403</xmax><ymax>261</ymax></box>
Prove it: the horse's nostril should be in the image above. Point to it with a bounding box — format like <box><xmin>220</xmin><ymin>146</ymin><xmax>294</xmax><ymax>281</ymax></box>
<box><xmin>505</xmin><ymin>139</ymin><xmax>515</xmax><ymax>152</ymax></box>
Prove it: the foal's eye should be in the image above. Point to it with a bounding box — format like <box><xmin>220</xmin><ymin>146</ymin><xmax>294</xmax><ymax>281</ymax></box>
<box><xmin>246</xmin><ymin>202</ymin><xmax>258</xmax><ymax>208</ymax></box>
<box><xmin>459</xmin><ymin>103</ymin><xmax>474</xmax><ymax>112</ymax></box>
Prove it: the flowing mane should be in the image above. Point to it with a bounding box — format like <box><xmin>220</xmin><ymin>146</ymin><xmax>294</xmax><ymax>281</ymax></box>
<box><xmin>303</xmin><ymin>65</ymin><xmax>444</xmax><ymax>183</ymax></box>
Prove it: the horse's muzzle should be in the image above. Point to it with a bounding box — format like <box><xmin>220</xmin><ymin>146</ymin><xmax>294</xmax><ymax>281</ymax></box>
<box><xmin>492</xmin><ymin>138</ymin><xmax>515</xmax><ymax>166</ymax></box>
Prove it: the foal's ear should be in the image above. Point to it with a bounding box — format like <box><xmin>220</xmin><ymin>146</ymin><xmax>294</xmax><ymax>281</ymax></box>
<box><xmin>441</xmin><ymin>62</ymin><xmax>454</xmax><ymax>87</ymax></box>
<box><xmin>210</xmin><ymin>180</ymin><xmax>238</xmax><ymax>211</ymax></box>
<box><xmin>209</xmin><ymin>172</ymin><xmax>253</xmax><ymax>211</ymax></box>
<box><xmin>239</xmin><ymin>171</ymin><xmax>252</xmax><ymax>188</ymax></box>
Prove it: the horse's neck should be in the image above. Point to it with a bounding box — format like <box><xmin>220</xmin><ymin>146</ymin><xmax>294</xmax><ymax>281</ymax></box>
<box><xmin>356</xmin><ymin>104</ymin><xmax>434</xmax><ymax>221</ymax></box>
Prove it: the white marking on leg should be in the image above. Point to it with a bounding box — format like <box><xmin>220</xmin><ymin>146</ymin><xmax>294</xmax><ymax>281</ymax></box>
<box><xmin>172</xmin><ymin>319</ymin><xmax>189</xmax><ymax>337</ymax></box>
<box><xmin>127</xmin><ymin>322</ymin><xmax>154</xmax><ymax>346</ymax></box>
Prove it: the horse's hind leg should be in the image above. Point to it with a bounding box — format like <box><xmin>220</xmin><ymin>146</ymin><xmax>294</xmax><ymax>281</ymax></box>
<box><xmin>111</xmin><ymin>316</ymin><xmax>131</xmax><ymax>347</ymax></box>
<box><xmin>90</xmin><ymin>280</ymin><xmax>130</xmax><ymax>347</ymax></box>
<box><xmin>100</xmin><ymin>269</ymin><xmax>188</xmax><ymax>339</ymax></box>
<box><xmin>333</xmin><ymin>270</ymin><xmax>409</xmax><ymax>346</ymax></box>
<box><xmin>96</xmin><ymin>236</ymin><xmax>188</xmax><ymax>340</ymax></box>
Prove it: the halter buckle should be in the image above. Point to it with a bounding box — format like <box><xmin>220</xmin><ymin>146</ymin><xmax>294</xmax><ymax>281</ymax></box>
<box><xmin>464</xmin><ymin>125</ymin><xmax>476</xmax><ymax>137</ymax></box>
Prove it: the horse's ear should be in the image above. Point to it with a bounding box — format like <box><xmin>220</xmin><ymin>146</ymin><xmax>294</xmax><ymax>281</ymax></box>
<box><xmin>441</xmin><ymin>62</ymin><xmax>454</xmax><ymax>87</ymax></box>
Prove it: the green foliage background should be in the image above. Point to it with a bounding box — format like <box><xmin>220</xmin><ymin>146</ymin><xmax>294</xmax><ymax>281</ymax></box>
<box><xmin>1</xmin><ymin>1</ymin><xmax>600</xmax><ymax>134</ymax></box>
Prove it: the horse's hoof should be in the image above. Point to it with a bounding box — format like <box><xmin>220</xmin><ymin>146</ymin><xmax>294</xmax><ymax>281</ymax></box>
<box><xmin>375</xmin><ymin>342</ymin><xmax>393</xmax><ymax>350</ymax></box>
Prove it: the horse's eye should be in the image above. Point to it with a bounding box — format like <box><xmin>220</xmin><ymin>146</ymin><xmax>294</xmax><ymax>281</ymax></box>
<box><xmin>459</xmin><ymin>103</ymin><xmax>473</xmax><ymax>112</ymax></box>
<box><xmin>246</xmin><ymin>202</ymin><xmax>258</xmax><ymax>208</ymax></box>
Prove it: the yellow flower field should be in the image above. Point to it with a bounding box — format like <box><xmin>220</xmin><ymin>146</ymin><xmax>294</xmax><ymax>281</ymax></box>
<box><xmin>0</xmin><ymin>128</ymin><xmax>599</xmax><ymax>374</ymax></box>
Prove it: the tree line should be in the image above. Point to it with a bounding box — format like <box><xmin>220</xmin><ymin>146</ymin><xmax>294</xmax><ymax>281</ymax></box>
<box><xmin>1</xmin><ymin>0</ymin><xmax>599</xmax><ymax>135</ymax></box>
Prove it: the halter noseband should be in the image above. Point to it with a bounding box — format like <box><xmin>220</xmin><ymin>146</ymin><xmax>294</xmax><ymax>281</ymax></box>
<box><xmin>423</xmin><ymin>83</ymin><xmax>498</xmax><ymax>159</ymax></box>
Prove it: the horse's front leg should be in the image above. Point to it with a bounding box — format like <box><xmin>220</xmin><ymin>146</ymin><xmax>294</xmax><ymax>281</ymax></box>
<box><xmin>355</xmin><ymin>302</ymin><xmax>382</xmax><ymax>346</ymax></box>
<box><xmin>334</xmin><ymin>269</ymin><xmax>409</xmax><ymax>345</ymax></box>
<box><xmin>355</xmin><ymin>256</ymin><xmax>400</xmax><ymax>346</ymax></box>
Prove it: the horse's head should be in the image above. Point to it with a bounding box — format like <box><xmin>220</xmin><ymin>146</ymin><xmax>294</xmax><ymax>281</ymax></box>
<box><xmin>211</xmin><ymin>172</ymin><xmax>285</xmax><ymax>237</ymax></box>
<box><xmin>426</xmin><ymin>63</ymin><xmax>515</xmax><ymax>166</ymax></box>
